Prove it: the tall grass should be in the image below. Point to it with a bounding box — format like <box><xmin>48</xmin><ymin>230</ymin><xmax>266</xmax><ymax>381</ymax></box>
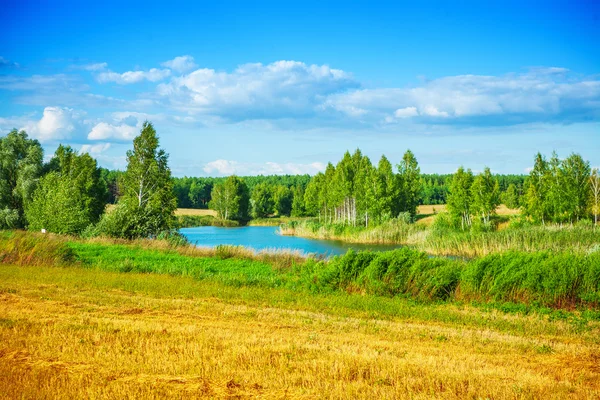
<box><xmin>2</xmin><ymin>231</ymin><xmax>599</xmax><ymax>309</ymax></box>
<box><xmin>280</xmin><ymin>218</ymin><xmax>427</xmax><ymax>244</ymax></box>
<box><xmin>281</xmin><ymin>214</ymin><xmax>600</xmax><ymax>257</ymax></box>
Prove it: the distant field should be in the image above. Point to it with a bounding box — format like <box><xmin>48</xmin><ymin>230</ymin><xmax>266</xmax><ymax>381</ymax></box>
<box><xmin>416</xmin><ymin>204</ymin><xmax>519</xmax><ymax>226</ymax></box>
<box><xmin>174</xmin><ymin>208</ymin><xmax>217</xmax><ymax>217</ymax></box>
<box><xmin>105</xmin><ymin>205</ymin><xmax>217</xmax><ymax>218</ymax></box>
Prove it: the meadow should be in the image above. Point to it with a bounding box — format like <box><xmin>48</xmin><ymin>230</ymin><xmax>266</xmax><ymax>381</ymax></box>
<box><xmin>2</xmin><ymin>231</ymin><xmax>600</xmax><ymax>398</ymax></box>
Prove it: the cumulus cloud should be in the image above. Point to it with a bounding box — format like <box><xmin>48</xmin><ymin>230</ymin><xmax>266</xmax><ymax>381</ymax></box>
<box><xmin>88</xmin><ymin>122</ymin><xmax>138</xmax><ymax>141</ymax></box>
<box><xmin>21</xmin><ymin>107</ymin><xmax>84</xmax><ymax>142</ymax></box>
<box><xmin>157</xmin><ymin>60</ymin><xmax>359</xmax><ymax>120</ymax></box>
<box><xmin>325</xmin><ymin>69</ymin><xmax>600</xmax><ymax>125</ymax></box>
<box><xmin>394</xmin><ymin>107</ymin><xmax>418</xmax><ymax>118</ymax></box>
<box><xmin>161</xmin><ymin>55</ymin><xmax>197</xmax><ymax>73</ymax></box>
<box><xmin>97</xmin><ymin>68</ymin><xmax>171</xmax><ymax>84</ymax></box>
<box><xmin>80</xmin><ymin>142</ymin><xmax>111</xmax><ymax>155</ymax></box>
<box><xmin>203</xmin><ymin>159</ymin><xmax>326</xmax><ymax>176</ymax></box>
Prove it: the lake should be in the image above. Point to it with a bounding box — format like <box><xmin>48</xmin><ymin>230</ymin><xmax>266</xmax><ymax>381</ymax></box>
<box><xmin>179</xmin><ymin>226</ymin><xmax>400</xmax><ymax>257</ymax></box>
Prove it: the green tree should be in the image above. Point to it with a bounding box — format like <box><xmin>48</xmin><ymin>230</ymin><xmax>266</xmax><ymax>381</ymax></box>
<box><xmin>99</xmin><ymin>122</ymin><xmax>176</xmax><ymax>238</ymax></box>
<box><xmin>470</xmin><ymin>167</ymin><xmax>500</xmax><ymax>225</ymax></box>
<box><xmin>561</xmin><ymin>153</ymin><xmax>590</xmax><ymax>222</ymax></box>
<box><xmin>290</xmin><ymin>184</ymin><xmax>305</xmax><ymax>217</ymax></box>
<box><xmin>524</xmin><ymin>153</ymin><xmax>550</xmax><ymax>224</ymax></box>
<box><xmin>0</xmin><ymin>129</ymin><xmax>43</xmax><ymax>228</ymax></box>
<box><xmin>273</xmin><ymin>185</ymin><xmax>293</xmax><ymax>216</ymax></box>
<box><xmin>447</xmin><ymin>166</ymin><xmax>474</xmax><ymax>230</ymax></box>
<box><xmin>546</xmin><ymin>151</ymin><xmax>567</xmax><ymax>223</ymax></box>
<box><xmin>376</xmin><ymin>155</ymin><xmax>395</xmax><ymax>223</ymax></box>
<box><xmin>590</xmin><ymin>168</ymin><xmax>600</xmax><ymax>226</ymax></box>
<box><xmin>26</xmin><ymin>146</ymin><xmax>107</xmax><ymax>234</ymax></box>
<box><xmin>397</xmin><ymin>149</ymin><xmax>421</xmax><ymax>218</ymax></box>
<box><xmin>251</xmin><ymin>183</ymin><xmax>274</xmax><ymax>218</ymax></box>
<box><xmin>502</xmin><ymin>183</ymin><xmax>519</xmax><ymax>209</ymax></box>
<box><xmin>210</xmin><ymin>176</ymin><xmax>250</xmax><ymax>221</ymax></box>
<box><xmin>304</xmin><ymin>173</ymin><xmax>324</xmax><ymax>218</ymax></box>
<box><xmin>188</xmin><ymin>180</ymin><xmax>210</xmax><ymax>208</ymax></box>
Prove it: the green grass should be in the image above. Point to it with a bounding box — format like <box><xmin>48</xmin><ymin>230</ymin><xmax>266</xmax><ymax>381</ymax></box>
<box><xmin>281</xmin><ymin>214</ymin><xmax>600</xmax><ymax>257</ymax></box>
<box><xmin>1</xmin><ymin>231</ymin><xmax>599</xmax><ymax>311</ymax></box>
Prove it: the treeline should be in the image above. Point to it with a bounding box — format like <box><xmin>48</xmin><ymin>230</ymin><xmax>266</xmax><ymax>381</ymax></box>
<box><xmin>0</xmin><ymin>130</ymin><xmax>108</xmax><ymax>232</ymax></box>
<box><xmin>523</xmin><ymin>152</ymin><xmax>599</xmax><ymax>225</ymax></box>
<box><xmin>0</xmin><ymin>123</ymin><xmax>178</xmax><ymax>239</ymax></box>
<box><xmin>172</xmin><ymin>174</ymin><xmax>310</xmax><ymax>209</ymax></box>
<box><xmin>420</xmin><ymin>174</ymin><xmax>526</xmax><ymax>206</ymax></box>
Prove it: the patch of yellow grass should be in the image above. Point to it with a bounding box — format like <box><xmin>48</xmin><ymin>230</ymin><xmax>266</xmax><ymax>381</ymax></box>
<box><xmin>1</xmin><ymin>265</ymin><xmax>599</xmax><ymax>399</ymax></box>
<box><xmin>174</xmin><ymin>208</ymin><xmax>217</xmax><ymax>217</ymax></box>
<box><xmin>105</xmin><ymin>205</ymin><xmax>217</xmax><ymax>217</ymax></box>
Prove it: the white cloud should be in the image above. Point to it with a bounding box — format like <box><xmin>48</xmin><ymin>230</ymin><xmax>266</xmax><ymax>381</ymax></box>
<box><xmin>394</xmin><ymin>107</ymin><xmax>418</xmax><ymax>118</ymax></box>
<box><xmin>421</xmin><ymin>106</ymin><xmax>449</xmax><ymax>118</ymax></box>
<box><xmin>325</xmin><ymin>69</ymin><xmax>600</xmax><ymax>124</ymax></box>
<box><xmin>157</xmin><ymin>60</ymin><xmax>359</xmax><ymax>120</ymax></box>
<box><xmin>97</xmin><ymin>68</ymin><xmax>171</xmax><ymax>84</ymax></box>
<box><xmin>88</xmin><ymin>122</ymin><xmax>138</xmax><ymax>141</ymax></box>
<box><xmin>161</xmin><ymin>55</ymin><xmax>197</xmax><ymax>73</ymax></box>
<box><xmin>79</xmin><ymin>62</ymin><xmax>107</xmax><ymax>71</ymax></box>
<box><xmin>21</xmin><ymin>107</ymin><xmax>84</xmax><ymax>142</ymax></box>
<box><xmin>203</xmin><ymin>159</ymin><xmax>326</xmax><ymax>176</ymax></box>
<box><xmin>80</xmin><ymin>142</ymin><xmax>111</xmax><ymax>155</ymax></box>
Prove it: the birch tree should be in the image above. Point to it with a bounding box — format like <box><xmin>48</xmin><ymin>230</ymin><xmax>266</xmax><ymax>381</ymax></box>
<box><xmin>102</xmin><ymin>121</ymin><xmax>176</xmax><ymax>238</ymax></box>
<box><xmin>590</xmin><ymin>168</ymin><xmax>600</xmax><ymax>226</ymax></box>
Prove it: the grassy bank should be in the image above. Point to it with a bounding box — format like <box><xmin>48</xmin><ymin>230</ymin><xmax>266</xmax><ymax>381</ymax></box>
<box><xmin>281</xmin><ymin>216</ymin><xmax>600</xmax><ymax>257</ymax></box>
<box><xmin>1</xmin><ymin>231</ymin><xmax>599</xmax><ymax>309</ymax></box>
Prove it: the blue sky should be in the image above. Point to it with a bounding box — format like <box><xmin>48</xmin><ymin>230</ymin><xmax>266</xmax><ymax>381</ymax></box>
<box><xmin>1</xmin><ymin>0</ymin><xmax>599</xmax><ymax>176</ymax></box>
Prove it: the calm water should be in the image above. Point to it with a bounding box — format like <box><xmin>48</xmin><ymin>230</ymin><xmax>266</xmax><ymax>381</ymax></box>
<box><xmin>179</xmin><ymin>226</ymin><xmax>401</xmax><ymax>257</ymax></box>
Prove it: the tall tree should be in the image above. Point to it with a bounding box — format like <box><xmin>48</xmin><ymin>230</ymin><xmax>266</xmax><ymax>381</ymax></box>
<box><xmin>26</xmin><ymin>145</ymin><xmax>107</xmax><ymax>234</ymax></box>
<box><xmin>291</xmin><ymin>184</ymin><xmax>305</xmax><ymax>217</ymax></box>
<box><xmin>273</xmin><ymin>185</ymin><xmax>293</xmax><ymax>217</ymax></box>
<box><xmin>524</xmin><ymin>153</ymin><xmax>550</xmax><ymax>224</ymax></box>
<box><xmin>590</xmin><ymin>168</ymin><xmax>600</xmax><ymax>226</ymax></box>
<box><xmin>376</xmin><ymin>155</ymin><xmax>395</xmax><ymax>223</ymax></box>
<box><xmin>210</xmin><ymin>176</ymin><xmax>250</xmax><ymax>221</ymax></box>
<box><xmin>546</xmin><ymin>151</ymin><xmax>567</xmax><ymax>223</ymax></box>
<box><xmin>470</xmin><ymin>167</ymin><xmax>500</xmax><ymax>225</ymax></box>
<box><xmin>447</xmin><ymin>166</ymin><xmax>474</xmax><ymax>230</ymax></box>
<box><xmin>0</xmin><ymin>129</ymin><xmax>43</xmax><ymax>228</ymax></box>
<box><xmin>561</xmin><ymin>153</ymin><xmax>590</xmax><ymax>222</ymax></box>
<box><xmin>251</xmin><ymin>183</ymin><xmax>274</xmax><ymax>218</ymax></box>
<box><xmin>101</xmin><ymin>121</ymin><xmax>176</xmax><ymax>238</ymax></box>
<box><xmin>502</xmin><ymin>183</ymin><xmax>520</xmax><ymax>209</ymax></box>
<box><xmin>397</xmin><ymin>149</ymin><xmax>421</xmax><ymax>218</ymax></box>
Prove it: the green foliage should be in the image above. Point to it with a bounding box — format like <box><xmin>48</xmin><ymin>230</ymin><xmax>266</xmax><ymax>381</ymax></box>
<box><xmin>502</xmin><ymin>183</ymin><xmax>520</xmax><ymax>209</ymax></box>
<box><xmin>2</xmin><ymin>230</ymin><xmax>600</xmax><ymax>310</ymax></box>
<box><xmin>524</xmin><ymin>151</ymin><xmax>592</xmax><ymax>224</ymax></box>
<box><xmin>0</xmin><ymin>129</ymin><xmax>44</xmax><ymax>228</ymax></box>
<box><xmin>26</xmin><ymin>145</ymin><xmax>107</xmax><ymax>234</ymax></box>
<box><xmin>210</xmin><ymin>176</ymin><xmax>250</xmax><ymax>221</ymax></box>
<box><xmin>470</xmin><ymin>167</ymin><xmax>500</xmax><ymax>224</ymax></box>
<box><xmin>251</xmin><ymin>183</ymin><xmax>274</xmax><ymax>218</ymax></box>
<box><xmin>446</xmin><ymin>166</ymin><xmax>474</xmax><ymax>230</ymax></box>
<box><xmin>273</xmin><ymin>185</ymin><xmax>292</xmax><ymax>216</ymax></box>
<box><xmin>397</xmin><ymin>150</ymin><xmax>421</xmax><ymax>217</ymax></box>
<box><xmin>98</xmin><ymin>122</ymin><xmax>176</xmax><ymax>238</ymax></box>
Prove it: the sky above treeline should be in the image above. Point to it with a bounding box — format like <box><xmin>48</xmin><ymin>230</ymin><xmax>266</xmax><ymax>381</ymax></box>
<box><xmin>1</xmin><ymin>0</ymin><xmax>599</xmax><ymax>176</ymax></box>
